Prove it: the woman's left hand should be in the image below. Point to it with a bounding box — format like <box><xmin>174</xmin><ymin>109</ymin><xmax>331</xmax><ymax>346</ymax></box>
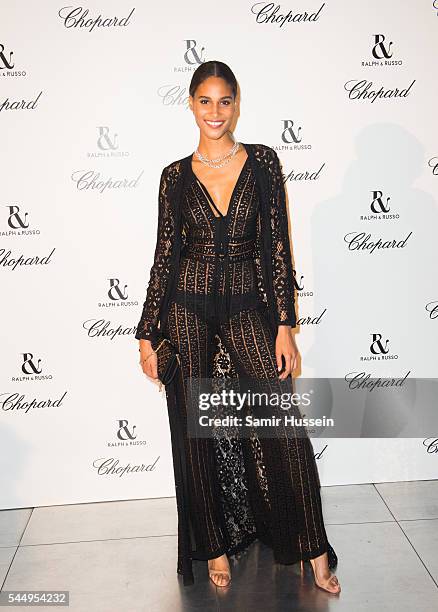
<box><xmin>275</xmin><ymin>326</ymin><xmax>299</xmax><ymax>379</ymax></box>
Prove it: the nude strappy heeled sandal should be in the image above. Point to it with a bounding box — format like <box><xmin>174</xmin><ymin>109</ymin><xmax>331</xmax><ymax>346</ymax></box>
<box><xmin>305</xmin><ymin>558</ymin><xmax>341</xmax><ymax>594</ymax></box>
<box><xmin>208</xmin><ymin>559</ymin><xmax>232</xmax><ymax>587</ymax></box>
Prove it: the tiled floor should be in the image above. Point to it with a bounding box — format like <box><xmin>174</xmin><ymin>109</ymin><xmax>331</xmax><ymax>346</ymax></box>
<box><xmin>1</xmin><ymin>481</ymin><xmax>438</xmax><ymax>611</ymax></box>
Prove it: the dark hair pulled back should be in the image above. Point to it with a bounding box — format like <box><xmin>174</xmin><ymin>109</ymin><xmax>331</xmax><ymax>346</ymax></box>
<box><xmin>189</xmin><ymin>60</ymin><xmax>238</xmax><ymax>99</ymax></box>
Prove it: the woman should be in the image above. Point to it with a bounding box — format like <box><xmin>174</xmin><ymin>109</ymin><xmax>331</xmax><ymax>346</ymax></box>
<box><xmin>135</xmin><ymin>61</ymin><xmax>340</xmax><ymax>594</ymax></box>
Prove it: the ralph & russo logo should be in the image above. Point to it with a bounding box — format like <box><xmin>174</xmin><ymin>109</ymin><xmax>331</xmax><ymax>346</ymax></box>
<box><xmin>158</xmin><ymin>40</ymin><xmax>206</xmax><ymax>107</ymax></box>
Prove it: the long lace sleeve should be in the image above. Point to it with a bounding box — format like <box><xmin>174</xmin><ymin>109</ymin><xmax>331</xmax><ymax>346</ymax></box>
<box><xmin>135</xmin><ymin>165</ymin><xmax>175</xmax><ymax>341</ymax></box>
<box><xmin>268</xmin><ymin>149</ymin><xmax>297</xmax><ymax>328</ymax></box>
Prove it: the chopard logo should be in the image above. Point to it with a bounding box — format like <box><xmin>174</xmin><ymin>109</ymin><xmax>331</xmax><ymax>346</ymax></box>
<box><xmin>345</xmin><ymin>371</ymin><xmax>410</xmax><ymax>387</ymax></box>
<box><xmin>343</xmin><ymin>231</ymin><xmax>412</xmax><ymax>252</ymax></box>
<box><xmin>1</xmin><ymin>391</ymin><xmax>68</xmax><ymax>412</ymax></box>
<box><xmin>0</xmin><ymin>247</ymin><xmax>55</xmax><ymax>270</ymax></box>
<box><xmin>250</xmin><ymin>2</ymin><xmax>325</xmax><ymax>26</ymax></box>
<box><xmin>157</xmin><ymin>84</ymin><xmax>189</xmax><ymax>106</ymax></box>
<box><xmin>58</xmin><ymin>6</ymin><xmax>136</xmax><ymax>31</ymax></box>
<box><xmin>92</xmin><ymin>457</ymin><xmax>160</xmax><ymax>477</ymax></box>
<box><xmin>281</xmin><ymin>163</ymin><xmax>325</xmax><ymax>181</ymax></box>
<box><xmin>314</xmin><ymin>444</ymin><xmax>327</xmax><ymax>460</ymax></box>
<box><xmin>344</xmin><ymin>79</ymin><xmax>415</xmax><ymax>102</ymax></box>
<box><xmin>82</xmin><ymin>319</ymin><xmax>138</xmax><ymax>340</ymax></box>
<box><xmin>423</xmin><ymin>438</ymin><xmax>438</xmax><ymax>453</ymax></box>
<box><xmin>425</xmin><ymin>301</ymin><xmax>438</xmax><ymax>320</ymax></box>
<box><xmin>70</xmin><ymin>169</ymin><xmax>144</xmax><ymax>192</ymax></box>
<box><xmin>296</xmin><ymin>309</ymin><xmax>327</xmax><ymax>326</ymax></box>
<box><xmin>0</xmin><ymin>91</ymin><xmax>43</xmax><ymax>112</ymax></box>
<box><xmin>428</xmin><ymin>156</ymin><xmax>438</xmax><ymax>175</ymax></box>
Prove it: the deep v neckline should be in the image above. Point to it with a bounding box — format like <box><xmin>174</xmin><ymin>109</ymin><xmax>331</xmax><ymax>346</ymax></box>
<box><xmin>190</xmin><ymin>146</ymin><xmax>249</xmax><ymax>221</ymax></box>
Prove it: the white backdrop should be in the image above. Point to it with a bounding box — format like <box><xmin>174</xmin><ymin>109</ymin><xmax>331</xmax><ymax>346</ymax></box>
<box><xmin>1</xmin><ymin>1</ymin><xmax>437</xmax><ymax>510</ymax></box>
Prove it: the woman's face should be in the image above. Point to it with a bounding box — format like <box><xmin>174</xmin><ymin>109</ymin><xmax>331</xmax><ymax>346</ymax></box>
<box><xmin>189</xmin><ymin>76</ymin><xmax>236</xmax><ymax>140</ymax></box>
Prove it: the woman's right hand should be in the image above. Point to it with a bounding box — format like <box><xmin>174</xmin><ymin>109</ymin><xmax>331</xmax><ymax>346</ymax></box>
<box><xmin>139</xmin><ymin>339</ymin><xmax>159</xmax><ymax>382</ymax></box>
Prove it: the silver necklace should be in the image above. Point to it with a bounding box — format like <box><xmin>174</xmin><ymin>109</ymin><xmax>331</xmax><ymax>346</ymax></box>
<box><xmin>195</xmin><ymin>141</ymin><xmax>241</xmax><ymax>169</ymax></box>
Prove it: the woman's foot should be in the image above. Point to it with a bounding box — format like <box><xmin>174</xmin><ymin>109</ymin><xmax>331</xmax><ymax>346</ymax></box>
<box><xmin>208</xmin><ymin>553</ymin><xmax>231</xmax><ymax>587</ymax></box>
<box><xmin>308</xmin><ymin>552</ymin><xmax>341</xmax><ymax>594</ymax></box>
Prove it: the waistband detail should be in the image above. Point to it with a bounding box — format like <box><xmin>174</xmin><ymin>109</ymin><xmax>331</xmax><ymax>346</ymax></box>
<box><xmin>185</xmin><ymin>238</ymin><xmax>257</xmax><ymax>262</ymax></box>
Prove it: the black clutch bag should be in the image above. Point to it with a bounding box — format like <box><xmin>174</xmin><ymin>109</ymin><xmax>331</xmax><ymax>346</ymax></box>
<box><xmin>150</xmin><ymin>333</ymin><xmax>181</xmax><ymax>390</ymax></box>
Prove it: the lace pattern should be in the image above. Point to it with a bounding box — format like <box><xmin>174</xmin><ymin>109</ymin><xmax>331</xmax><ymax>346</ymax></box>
<box><xmin>134</xmin><ymin>144</ymin><xmax>336</xmax><ymax>586</ymax></box>
<box><xmin>135</xmin><ymin>144</ymin><xmax>296</xmax><ymax>341</ymax></box>
<box><xmin>135</xmin><ymin>162</ymin><xmax>181</xmax><ymax>340</ymax></box>
<box><xmin>253</xmin><ymin>146</ymin><xmax>296</xmax><ymax>326</ymax></box>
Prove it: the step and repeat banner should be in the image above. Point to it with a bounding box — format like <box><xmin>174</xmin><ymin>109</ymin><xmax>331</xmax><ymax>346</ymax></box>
<box><xmin>1</xmin><ymin>1</ymin><xmax>437</xmax><ymax>509</ymax></box>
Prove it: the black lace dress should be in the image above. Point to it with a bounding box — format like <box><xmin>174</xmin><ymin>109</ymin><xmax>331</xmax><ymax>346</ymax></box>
<box><xmin>135</xmin><ymin>143</ymin><xmax>337</xmax><ymax>585</ymax></box>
